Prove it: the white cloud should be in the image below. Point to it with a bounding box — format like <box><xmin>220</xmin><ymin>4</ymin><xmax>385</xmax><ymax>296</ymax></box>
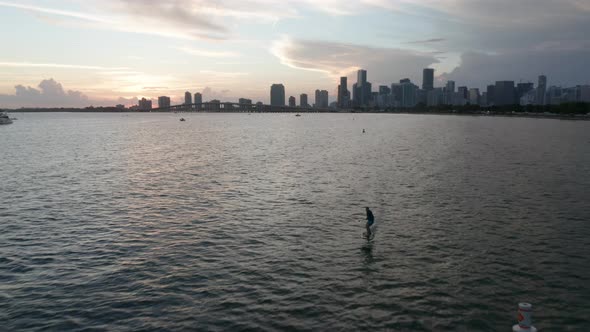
<box><xmin>0</xmin><ymin>78</ymin><xmax>89</xmax><ymax>108</ymax></box>
<box><xmin>177</xmin><ymin>47</ymin><xmax>239</xmax><ymax>58</ymax></box>
<box><xmin>0</xmin><ymin>61</ymin><xmax>128</xmax><ymax>71</ymax></box>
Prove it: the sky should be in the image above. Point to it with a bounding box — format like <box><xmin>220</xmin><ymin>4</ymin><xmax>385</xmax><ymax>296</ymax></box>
<box><xmin>0</xmin><ymin>0</ymin><xmax>589</xmax><ymax>108</ymax></box>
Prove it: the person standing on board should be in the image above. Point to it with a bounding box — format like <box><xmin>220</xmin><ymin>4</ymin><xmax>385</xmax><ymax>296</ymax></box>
<box><xmin>365</xmin><ymin>207</ymin><xmax>375</xmax><ymax>238</ymax></box>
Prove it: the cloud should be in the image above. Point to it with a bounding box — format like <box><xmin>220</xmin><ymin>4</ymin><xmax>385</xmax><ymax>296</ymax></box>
<box><xmin>201</xmin><ymin>86</ymin><xmax>231</xmax><ymax>100</ymax></box>
<box><xmin>405</xmin><ymin>38</ymin><xmax>446</xmax><ymax>44</ymax></box>
<box><xmin>0</xmin><ymin>78</ymin><xmax>89</xmax><ymax>108</ymax></box>
<box><xmin>440</xmin><ymin>47</ymin><xmax>590</xmax><ymax>89</ymax></box>
<box><xmin>177</xmin><ymin>47</ymin><xmax>239</xmax><ymax>58</ymax></box>
<box><xmin>0</xmin><ymin>79</ymin><xmax>170</xmax><ymax>108</ymax></box>
<box><xmin>271</xmin><ymin>37</ymin><xmax>438</xmax><ymax>85</ymax></box>
<box><xmin>0</xmin><ymin>61</ymin><xmax>128</xmax><ymax>71</ymax></box>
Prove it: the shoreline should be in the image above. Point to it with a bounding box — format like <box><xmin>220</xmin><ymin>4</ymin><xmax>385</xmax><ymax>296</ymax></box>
<box><xmin>5</xmin><ymin>109</ymin><xmax>590</xmax><ymax>121</ymax></box>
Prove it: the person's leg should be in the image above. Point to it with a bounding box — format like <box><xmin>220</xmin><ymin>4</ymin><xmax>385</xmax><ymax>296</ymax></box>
<box><xmin>366</xmin><ymin>223</ymin><xmax>371</xmax><ymax>238</ymax></box>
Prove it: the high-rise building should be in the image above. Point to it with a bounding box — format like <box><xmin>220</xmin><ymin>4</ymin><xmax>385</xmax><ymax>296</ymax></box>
<box><xmin>400</xmin><ymin>79</ymin><xmax>418</xmax><ymax>108</ymax></box>
<box><xmin>422</xmin><ymin>68</ymin><xmax>434</xmax><ymax>91</ymax></box>
<box><xmin>391</xmin><ymin>83</ymin><xmax>402</xmax><ymax>106</ymax></box>
<box><xmin>445</xmin><ymin>81</ymin><xmax>455</xmax><ymax>105</ymax></box>
<box><xmin>494</xmin><ymin>81</ymin><xmax>516</xmax><ymax>106</ymax></box>
<box><xmin>270</xmin><ymin>84</ymin><xmax>285</xmax><ymax>106</ymax></box>
<box><xmin>158</xmin><ymin>96</ymin><xmax>171</xmax><ymax>109</ymax></box>
<box><xmin>300</xmin><ymin>94</ymin><xmax>308</xmax><ymax>107</ymax></box>
<box><xmin>138</xmin><ymin>97</ymin><xmax>152</xmax><ymax>110</ymax></box>
<box><xmin>469</xmin><ymin>88</ymin><xmax>480</xmax><ymax>105</ymax></box>
<box><xmin>194</xmin><ymin>92</ymin><xmax>202</xmax><ymax>110</ymax></box>
<box><xmin>486</xmin><ymin>85</ymin><xmax>496</xmax><ymax>106</ymax></box>
<box><xmin>314</xmin><ymin>89</ymin><xmax>329</xmax><ymax>108</ymax></box>
<box><xmin>337</xmin><ymin>76</ymin><xmax>349</xmax><ymax>108</ymax></box>
<box><xmin>537</xmin><ymin>75</ymin><xmax>547</xmax><ymax>105</ymax></box>
<box><xmin>184</xmin><ymin>91</ymin><xmax>192</xmax><ymax>105</ymax></box>
<box><xmin>580</xmin><ymin>85</ymin><xmax>590</xmax><ymax>102</ymax></box>
<box><xmin>427</xmin><ymin>88</ymin><xmax>443</xmax><ymax>107</ymax></box>
<box><xmin>352</xmin><ymin>69</ymin><xmax>371</xmax><ymax>108</ymax></box>
<box><xmin>288</xmin><ymin>96</ymin><xmax>296</xmax><ymax>107</ymax></box>
<box><xmin>315</xmin><ymin>90</ymin><xmax>321</xmax><ymax>108</ymax></box>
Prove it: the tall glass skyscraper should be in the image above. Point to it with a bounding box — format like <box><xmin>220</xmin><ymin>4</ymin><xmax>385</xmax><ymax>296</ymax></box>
<box><xmin>270</xmin><ymin>84</ymin><xmax>285</xmax><ymax>106</ymax></box>
<box><xmin>422</xmin><ymin>68</ymin><xmax>434</xmax><ymax>91</ymax></box>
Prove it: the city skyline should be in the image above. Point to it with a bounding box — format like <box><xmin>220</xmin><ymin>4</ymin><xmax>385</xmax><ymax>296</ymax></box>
<box><xmin>1</xmin><ymin>0</ymin><xmax>589</xmax><ymax>108</ymax></box>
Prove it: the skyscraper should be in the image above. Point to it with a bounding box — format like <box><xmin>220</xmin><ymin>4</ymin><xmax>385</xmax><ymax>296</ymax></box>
<box><xmin>337</xmin><ymin>77</ymin><xmax>349</xmax><ymax>108</ymax></box>
<box><xmin>270</xmin><ymin>84</ymin><xmax>285</xmax><ymax>106</ymax></box>
<box><xmin>194</xmin><ymin>92</ymin><xmax>202</xmax><ymax>110</ymax></box>
<box><xmin>445</xmin><ymin>81</ymin><xmax>455</xmax><ymax>105</ymax></box>
<box><xmin>494</xmin><ymin>81</ymin><xmax>516</xmax><ymax>106</ymax></box>
<box><xmin>138</xmin><ymin>98</ymin><xmax>152</xmax><ymax>110</ymax></box>
<box><xmin>537</xmin><ymin>75</ymin><xmax>547</xmax><ymax>105</ymax></box>
<box><xmin>184</xmin><ymin>91</ymin><xmax>192</xmax><ymax>106</ymax></box>
<box><xmin>400</xmin><ymin>79</ymin><xmax>418</xmax><ymax>108</ymax></box>
<box><xmin>300</xmin><ymin>94</ymin><xmax>308</xmax><ymax>107</ymax></box>
<box><xmin>158</xmin><ymin>96</ymin><xmax>171</xmax><ymax>109</ymax></box>
<box><xmin>486</xmin><ymin>85</ymin><xmax>496</xmax><ymax>106</ymax></box>
<box><xmin>469</xmin><ymin>88</ymin><xmax>480</xmax><ymax>105</ymax></box>
<box><xmin>354</xmin><ymin>69</ymin><xmax>370</xmax><ymax>108</ymax></box>
<box><xmin>422</xmin><ymin>68</ymin><xmax>434</xmax><ymax>91</ymax></box>
<box><xmin>315</xmin><ymin>89</ymin><xmax>329</xmax><ymax>108</ymax></box>
<box><xmin>288</xmin><ymin>96</ymin><xmax>296</xmax><ymax>107</ymax></box>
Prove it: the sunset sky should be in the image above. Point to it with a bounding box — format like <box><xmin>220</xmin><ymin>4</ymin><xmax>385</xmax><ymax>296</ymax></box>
<box><xmin>0</xmin><ymin>0</ymin><xmax>589</xmax><ymax>108</ymax></box>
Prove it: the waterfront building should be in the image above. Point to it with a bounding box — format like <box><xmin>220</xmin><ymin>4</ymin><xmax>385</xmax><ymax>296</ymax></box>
<box><xmin>494</xmin><ymin>81</ymin><xmax>516</xmax><ymax>105</ymax></box>
<box><xmin>288</xmin><ymin>96</ymin><xmax>296</xmax><ymax>107</ymax></box>
<box><xmin>469</xmin><ymin>88</ymin><xmax>480</xmax><ymax>105</ymax></box>
<box><xmin>238</xmin><ymin>98</ymin><xmax>252</xmax><ymax>105</ymax></box>
<box><xmin>210</xmin><ymin>99</ymin><xmax>220</xmax><ymax>110</ymax></box>
<box><xmin>400</xmin><ymin>79</ymin><xmax>418</xmax><ymax>108</ymax></box>
<box><xmin>486</xmin><ymin>85</ymin><xmax>496</xmax><ymax>106</ymax></box>
<box><xmin>353</xmin><ymin>69</ymin><xmax>372</xmax><ymax>107</ymax></box>
<box><xmin>337</xmin><ymin>76</ymin><xmax>349</xmax><ymax>108</ymax></box>
<box><xmin>270</xmin><ymin>84</ymin><xmax>286</xmax><ymax>106</ymax></box>
<box><xmin>445</xmin><ymin>81</ymin><xmax>455</xmax><ymax>105</ymax></box>
<box><xmin>300</xmin><ymin>94</ymin><xmax>308</xmax><ymax>107</ymax></box>
<box><xmin>422</xmin><ymin>68</ymin><xmax>434</xmax><ymax>91</ymax></box>
<box><xmin>458</xmin><ymin>86</ymin><xmax>469</xmax><ymax>99</ymax></box>
<box><xmin>158</xmin><ymin>96</ymin><xmax>171</xmax><ymax>109</ymax></box>
<box><xmin>427</xmin><ymin>88</ymin><xmax>443</xmax><ymax>107</ymax></box>
<box><xmin>138</xmin><ymin>98</ymin><xmax>152</xmax><ymax>110</ymax></box>
<box><xmin>314</xmin><ymin>89</ymin><xmax>329</xmax><ymax>108</ymax></box>
<box><xmin>536</xmin><ymin>75</ymin><xmax>547</xmax><ymax>105</ymax></box>
<box><xmin>391</xmin><ymin>83</ymin><xmax>402</xmax><ymax>107</ymax></box>
<box><xmin>194</xmin><ymin>92</ymin><xmax>202</xmax><ymax>110</ymax></box>
<box><xmin>184</xmin><ymin>91</ymin><xmax>192</xmax><ymax>106</ymax></box>
<box><xmin>580</xmin><ymin>85</ymin><xmax>590</xmax><ymax>102</ymax></box>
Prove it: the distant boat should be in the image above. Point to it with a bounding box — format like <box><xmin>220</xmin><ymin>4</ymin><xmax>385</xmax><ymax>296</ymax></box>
<box><xmin>0</xmin><ymin>112</ymin><xmax>13</xmax><ymax>125</ymax></box>
<box><xmin>295</xmin><ymin>114</ymin><xmax>301</xmax><ymax>117</ymax></box>
<box><xmin>180</xmin><ymin>118</ymin><xmax>186</xmax><ymax>122</ymax></box>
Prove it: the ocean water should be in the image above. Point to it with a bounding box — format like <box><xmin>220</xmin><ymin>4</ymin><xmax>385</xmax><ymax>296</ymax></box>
<box><xmin>1</xmin><ymin>112</ymin><xmax>589</xmax><ymax>331</ymax></box>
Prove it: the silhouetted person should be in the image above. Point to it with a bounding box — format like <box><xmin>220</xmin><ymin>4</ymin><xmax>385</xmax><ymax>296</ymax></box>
<box><xmin>365</xmin><ymin>207</ymin><xmax>375</xmax><ymax>238</ymax></box>
<box><xmin>362</xmin><ymin>129</ymin><xmax>365</xmax><ymax>133</ymax></box>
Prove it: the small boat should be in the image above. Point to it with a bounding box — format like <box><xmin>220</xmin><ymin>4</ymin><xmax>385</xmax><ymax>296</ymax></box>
<box><xmin>0</xmin><ymin>111</ymin><xmax>13</xmax><ymax>125</ymax></box>
<box><xmin>295</xmin><ymin>114</ymin><xmax>301</xmax><ymax>117</ymax></box>
<box><xmin>180</xmin><ymin>118</ymin><xmax>186</xmax><ymax>122</ymax></box>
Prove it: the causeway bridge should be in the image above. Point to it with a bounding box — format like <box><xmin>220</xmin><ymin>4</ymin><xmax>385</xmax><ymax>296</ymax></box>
<box><xmin>152</xmin><ymin>102</ymin><xmax>336</xmax><ymax>113</ymax></box>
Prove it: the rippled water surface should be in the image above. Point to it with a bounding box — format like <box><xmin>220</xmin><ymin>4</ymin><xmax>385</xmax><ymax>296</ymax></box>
<box><xmin>1</xmin><ymin>112</ymin><xmax>590</xmax><ymax>331</ymax></box>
